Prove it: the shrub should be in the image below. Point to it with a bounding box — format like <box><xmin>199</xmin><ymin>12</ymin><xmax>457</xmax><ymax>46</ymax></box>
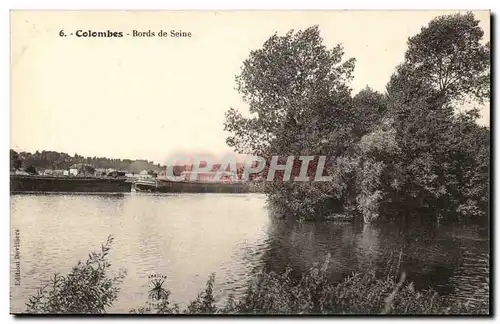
<box><xmin>185</xmin><ymin>273</ymin><xmax>218</xmax><ymax>314</ymax></box>
<box><xmin>25</xmin><ymin>235</ymin><xmax>127</xmax><ymax>314</ymax></box>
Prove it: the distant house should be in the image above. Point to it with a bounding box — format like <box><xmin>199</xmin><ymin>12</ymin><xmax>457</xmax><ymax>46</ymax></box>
<box><xmin>69</xmin><ymin>163</ymin><xmax>96</xmax><ymax>176</ymax></box>
<box><xmin>95</xmin><ymin>168</ymin><xmax>106</xmax><ymax>177</ymax></box>
<box><xmin>69</xmin><ymin>168</ymin><xmax>78</xmax><ymax>176</ymax></box>
<box><xmin>53</xmin><ymin>169</ymin><xmax>65</xmax><ymax>176</ymax></box>
<box><xmin>42</xmin><ymin>169</ymin><xmax>65</xmax><ymax>176</ymax></box>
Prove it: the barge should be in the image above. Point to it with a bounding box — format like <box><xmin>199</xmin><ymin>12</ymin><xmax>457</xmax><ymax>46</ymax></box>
<box><xmin>10</xmin><ymin>175</ymin><xmax>132</xmax><ymax>193</ymax></box>
<box><xmin>134</xmin><ymin>178</ymin><xmax>249</xmax><ymax>193</ymax></box>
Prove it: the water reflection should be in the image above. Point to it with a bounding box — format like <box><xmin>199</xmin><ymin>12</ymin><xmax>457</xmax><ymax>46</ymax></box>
<box><xmin>357</xmin><ymin>223</ymin><xmax>381</xmax><ymax>271</ymax></box>
<box><xmin>254</xmin><ymin>217</ymin><xmax>488</xmax><ymax>305</ymax></box>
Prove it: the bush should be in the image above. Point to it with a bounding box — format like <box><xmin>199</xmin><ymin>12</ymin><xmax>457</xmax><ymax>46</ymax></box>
<box><xmin>25</xmin><ymin>235</ymin><xmax>127</xmax><ymax>314</ymax></box>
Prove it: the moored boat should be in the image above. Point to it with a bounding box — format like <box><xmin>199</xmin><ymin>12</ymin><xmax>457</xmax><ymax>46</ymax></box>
<box><xmin>133</xmin><ymin>178</ymin><xmax>249</xmax><ymax>193</ymax></box>
<box><xmin>10</xmin><ymin>174</ymin><xmax>132</xmax><ymax>193</ymax></box>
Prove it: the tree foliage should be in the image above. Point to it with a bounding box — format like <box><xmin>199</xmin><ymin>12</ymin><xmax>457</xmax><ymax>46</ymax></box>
<box><xmin>224</xmin><ymin>26</ymin><xmax>358</xmax><ymax>221</ymax></box>
<box><xmin>224</xmin><ymin>13</ymin><xmax>489</xmax><ymax>223</ymax></box>
<box><xmin>24</xmin><ymin>165</ymin><xmax>37</xmax><ymax>175</ymax></box>
<box><xmin>10</xmin><ymin>149</ymin><xmax>22</xmax><ymax>171</ymax></box>
<box><xmin>403</xmin><ymin>12</ymin><xmax>490</xmax><ymax>103</ymax></box>
<box><xmin>381</xmin><ymin>12</ymin><xmax>490</xmax><ymax>223</ymax></box>
<box><xmin>224</xmin><ymin>25</ymin><xmax>355</xmax><ymax>157</ymax></box>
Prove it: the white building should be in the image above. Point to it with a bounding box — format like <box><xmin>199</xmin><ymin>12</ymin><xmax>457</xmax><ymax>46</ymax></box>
<box><xmin>42</xmin><ymin>169</ymin><xmax>66</xmax><ymax>176</ymax></box>
<box><xmin>125</xmin><ymin>173</ymin><xmax>141</xmax><ymax>178</ymax></box>
<box><xmin>95</xmin><ymin>168</ymin><xmax>107</xmax><ymax>176</ymax></box>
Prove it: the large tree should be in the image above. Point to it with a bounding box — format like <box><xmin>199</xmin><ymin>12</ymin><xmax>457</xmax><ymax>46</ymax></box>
<box><xmin>224</xmin><ymin>25</ymin><xmax>355</xmax><ymax>157</ymax></box>
<box><xmin>389</xmin><ymin>12</ymin><xmax>490</xmax><ymax>105</ymax></box>
<box><xmin>10</xmin><ymin>149</ymin><xmax>22</xmax><ymax>171</ymax></box>
<box><xmin>224</xmin><ymin>14</ymin><xmax>490</xmax><ymax>224</ymax></box>
<box><xmin>383</xmin><ymin>12</ymin><xmax>490</xmax><ymax>223</ymax></box>
<box><xmin>224</xmin><ymin>26</ymin><xmax>357</xmax><ymax>220</ymax></box>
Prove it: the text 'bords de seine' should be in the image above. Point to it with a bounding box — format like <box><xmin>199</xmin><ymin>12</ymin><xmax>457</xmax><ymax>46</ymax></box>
<box><xmin>132</xmin><ymin>30</ymin><xmax>192</xmax><ymax>37</ymax></box>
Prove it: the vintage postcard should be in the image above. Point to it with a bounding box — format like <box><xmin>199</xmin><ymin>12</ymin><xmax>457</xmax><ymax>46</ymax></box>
<box><xmin>10</xmin><ymin>10</ymin><xmax>490</xmax><ymax>315</ymax></box>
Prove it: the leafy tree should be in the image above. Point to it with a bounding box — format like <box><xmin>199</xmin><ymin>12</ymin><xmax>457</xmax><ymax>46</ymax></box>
<box><xmin>24</xmin><ymin>165</ymin><xmax>37</xmax><ymax>175</ymax></box>
<box><xmin>224</xmin><ymin>14</ymin><xmax>489</xmax><ymax>223</ymax></box>
<box><xmin>224</xmin><ymin>26</ymin><xmax>356</xmax><ymax>220</ymax></box>
<box><xmin>78</xmin><ymin>164</ymin><xmax>96</xmax><ymax>175</ymax></box>
<box><xmin>224</xmin><ymin>25</ymin><xmax>355</xmax><ymax>157</ymax></box>
<box><xmin>404</xmin><ymin>12</ymin><xmax>490</xmax><ymax>104</ymax></box>
<box><xmin>382</xmin><ymin>12</ymin><xmax>490</xmax><ymax>223</ymax></box>
<box><xmin>352</xmin><ymin>119</ymin><xmax>401</xmax><ymax>223</ymax></box>
<box><xmin>10</xmin><ymin>149</ymin><xmax>22</xmax><ymax>171</ymax></box>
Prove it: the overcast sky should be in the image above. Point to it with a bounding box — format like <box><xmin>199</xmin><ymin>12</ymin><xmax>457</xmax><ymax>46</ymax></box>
<box><xmin>11</xmin><ymin>10</ymin><xmax>490</xmax><ymax>164</ymax></box>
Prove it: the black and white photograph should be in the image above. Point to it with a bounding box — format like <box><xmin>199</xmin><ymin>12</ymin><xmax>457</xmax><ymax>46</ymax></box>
<box><xmin>9</xmin><ymin>9</ymin><xmax>491</xmax><ymax>315</ymax></box>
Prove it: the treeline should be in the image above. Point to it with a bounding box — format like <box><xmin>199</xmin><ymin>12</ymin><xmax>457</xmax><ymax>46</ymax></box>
<box><xmin>9</xmin><ymin>149</ymin><xmax>248</xmax><ymax>177</ymax></box>
<box><xmin>10</xmin><ymin>149</ymin><xmax>163</xmax><ymax>174</ymax></box>
<box><xmin>224</xmin><ymin>12</ymin><xmax>490</xmax><ymax>223</ymax></box>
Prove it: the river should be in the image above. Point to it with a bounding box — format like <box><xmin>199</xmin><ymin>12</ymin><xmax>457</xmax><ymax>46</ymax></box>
<box><xmin>10</xmin><ymin>193</ymin><xmax>489</xmax><ymax>313</ymax></box>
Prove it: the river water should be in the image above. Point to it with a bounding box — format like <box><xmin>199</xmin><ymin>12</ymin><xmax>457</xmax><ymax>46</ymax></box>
<box><xmin>10</xmin><ymin>193</ymin><xmax>489</xmax><ymax>313</ymax></box>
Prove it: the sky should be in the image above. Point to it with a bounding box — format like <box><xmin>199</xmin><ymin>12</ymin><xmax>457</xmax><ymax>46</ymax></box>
<box><xmin>11</xmin><ymin>10</ymin><xmax>490</xmax><ymax>164</ymax></box>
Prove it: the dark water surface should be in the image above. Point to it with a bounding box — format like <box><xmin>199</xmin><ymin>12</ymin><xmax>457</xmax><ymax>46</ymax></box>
<box><xmin>10</xmin><ymin>193</ymin><xmax>489</xmax><ymax>313</ymax></box>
